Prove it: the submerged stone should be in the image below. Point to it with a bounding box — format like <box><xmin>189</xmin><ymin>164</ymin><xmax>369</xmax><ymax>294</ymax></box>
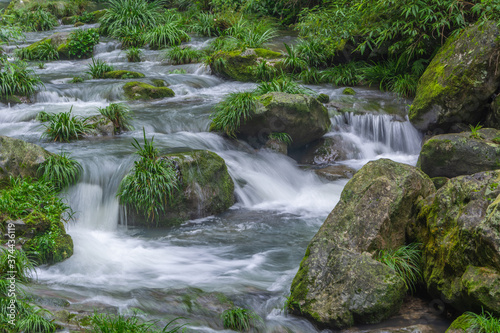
<box><xmin>123</xmin><ymin>81</ymin><xmax>175</xmax><ymax>100</ymax></box>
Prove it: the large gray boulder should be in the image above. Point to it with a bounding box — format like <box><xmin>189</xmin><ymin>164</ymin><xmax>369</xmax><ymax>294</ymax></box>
<box><xmin>418</xmin><ymin>128</ymin><xmax>500</xmax><ymax>178</ymax></box>
<box><xmin>0</xmin><ymin>136</ymin><xmax>52</xmax><ymax>181</ymax></box>
<box><xmin>409</xmin><ymin>21</ymin><xmax>500</xmax><ymax>132</ymax></box>
<box><xmin>414</xmin><ymin>170</ymin><xmax>500</xmax><ymax>315</ymax></box>
<box><xmin>290</xmin><ymin>159</ymin><xmax>435</xmax><ymax>328</ymax></box>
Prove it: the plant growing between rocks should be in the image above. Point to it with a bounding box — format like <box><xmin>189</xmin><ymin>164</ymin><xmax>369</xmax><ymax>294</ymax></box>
<box><xmin>126</xmin><ymin>47</ymin><xmax>143</xmax><ymax>62</ymax></box>
<box><xmin>68</xmin><ymin>28</ymin><xmax>99</xmax><ymax>59</ymax></box>
<box><xmin>221</xmin><ymin>307</ymin><xmax>261</xmax><ymax>331</ymax></box>
<box><xmin>210</xmin><ymin>91</ymin><xmax>257</xmax><ymax>138</ymax></box>
<box><xmin>469</xmin><ymin>123</ymin><xmax>484</xmax><ymax>139</ymax></box>
<box><xmin>41</xmin><ymin>108</ymin><xmax>93</xmax><ymax>142</ymax></box>
<box><xmin>269</xmin><ymin>132</ymin><xmax>293</xmax><ymax>145</ymax></box>
<box><xmin>0</xmin><ymin>60</ymin><xmax>42</xmax><ymax>101</ymax></box>
<box><xmin>37</xmin><ymin>152</ymin><xmax>82</xmax><ymax>190</ymax></box>
<box><xmin>86</xmin><ymin>58</ymin><xmax>114</xmax><ymax>79</ymax></box>
<box><xmin>164</xmin><ymin>46</ymin><xmax>204</xmax><ymax>65</ymax></box>
<box><xmin>98</xmin><ymin>103</ymin><xmax>133</xmax><ymax>132</ymax></box>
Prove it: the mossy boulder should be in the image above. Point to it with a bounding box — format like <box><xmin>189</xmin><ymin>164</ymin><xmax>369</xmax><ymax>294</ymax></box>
<box><xmin>126</xmin><ymin>150</ymin><xmax>235</xmax><ymax>227</ymax></box>
<box><xmin>234</xmin><ymin>92</ymin><xmax>331</xmax><ymax>149</ymax></box>
<box><xmin>415</xmin><ymin>170</ymin><xmax>500</xmax><ymax>315</ymax></box>
<box><xmin>103</xmin><ymin>70</ymin><xmax>145</xmax><ymax>79</ymax></box>
<box><xmin>123</xmin><ymin>82</ymin><xmax>174</xmax><ymax>100</ymax></box>
<box><xmin>314</xmin><ymin>165</ymin><xmax>356</xmax><ymax>181</ymax></box>
<box><xmin>409</xmin><ymin>21</ymin><xmax>500</xmax><ymax>132</ymax></box>
<box><xmin>209</xmin><ymin>48</ymin><xmax>282</xmax><ymax>82</ymax></box>
<box><xmin>290</xmin><ymin>159</ymin><xmax>435</xmax><ymax>328</ymax></box>
<box><xmin>0</xmin><ymin>136</ymin><xmax>53</xmax><ymax>181</ymax></box>
<box><xmin>342</xmin><ymin>88</ymin><xmax>356</xmax><ymax>95</ymax></box>
<box><xmin>418</xmin><ymin>128</ymin><xmax>500</xmax><ymax>178</ymax></box>
<box><xmin>445</xmin><ymin>314</ymin><xmax>478</xmax><ymax>333</ymax></box>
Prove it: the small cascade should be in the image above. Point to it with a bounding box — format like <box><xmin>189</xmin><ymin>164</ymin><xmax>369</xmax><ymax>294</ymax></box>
<box><xmin>332</xmin><ymin>112</ymin><xmax>423</xmax><ymax>154</ymax></box>
<box><xmin>36</xmin><ymin>83</ymin><xmax>125</xmax><ymax>104</ymax></box>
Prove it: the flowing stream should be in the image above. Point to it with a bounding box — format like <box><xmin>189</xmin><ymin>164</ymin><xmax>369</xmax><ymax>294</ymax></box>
<box><xmin>1</xmin><ymin>22</ymin><xmax>450</xmax><ymax>332</ymax></box>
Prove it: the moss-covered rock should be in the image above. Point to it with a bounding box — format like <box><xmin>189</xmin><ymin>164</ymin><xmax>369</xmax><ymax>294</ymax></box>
<box><xmin>414</xmin><ymin>170</ymin><xmax>500</xmax><ymax>315</ymax></box>
<box><xmin>342</xmin><ymin>87</ymin><xmax>356</xmax><ymax>95</ymax></box>
<box><xmin>126</xmin><ymin>150</ymin><xmax>235</xmax><ymax>227</ymax></box>
<box><xmin>122</xmin><ymin>81</ymin><xmax>175</xmax><ymax>100</ymax></box>
<box><xmin>232</xmin><ymin>92</ymin><xmax>330</xmax><ymax>149</ymax></box>
<box><xmin>0</xmin><ymin>136</ymin><xmax>53</xmax><ymax>181</ymax></box>
<box><xmin>409</xmin><ymin>21</ymin><xmax>500</xmax><ymax>132</ymax></box>
<box><xmin>290</xmin><ymin>159</ymin><xmax>435</xmax><ymax>328</ymax></box>
<box><xmin>446</xmin><ymin>314</ymin><xmax>477</xmax><ymax>333</ymax></box>
<box><xmin>417</xmin><ymin>128</ymin><xmax>500</xmax><ymax>178</ymax></box>
<box><xmin>209</xmin><ymin>48</ymin><xmax>282</xmax><ymax>82</ymax></box>
<box><xmin>85</xmin><ymin>115</ymin><xmax>114</xmax><ymax>136</ymax></box>
<box><xmin>151</xmin><ymin>79</ymin><xmax>167</xmax><ymax>87</ymax></box>
<box><xmin>103</xmin><ymin>70</ymin><xmax>145</xmax><ymax>79</ymax></box>
<box><xmin>317</xmin><ymin>93</ymin><xmax>330</xmax><ymax>103</ymax></box>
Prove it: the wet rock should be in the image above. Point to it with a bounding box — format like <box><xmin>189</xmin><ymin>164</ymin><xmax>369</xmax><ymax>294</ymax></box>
<box><xmin>263</xmin><ymin>138</ymin><xmax>288</xmax><ymax>155</ymax></box>
<box><xmin>151</xmin><ymin>79</ymin><xmax>168</xmax><ymax>87</ymax></box>
<box><xmin>103</xmin><ymin>70</ymin><xmax>145</xmax><ymax>79</ymax></box>
<box><xmin>414</xmin><ymin>170</ymin><xmax>500</xmax><ymax>315</ymax></box>
<box><xmin>343</xmin><ymin>88</ymin><xmax>356</xmax><ymax>95</ymax></box>
<box><xmin>317</xmin><ymin>93</ymin><xmax>330</xmax><ymax>103</ymax></box>
<box><xmin>0</xmin><ymin>136</ymin><xmax>53</xmax><ymax>181</ymax></box>
<box><xmin>314</xmin><ymin>165</ymin><xmax>356</xmax><ymax>181</ymax></box>
<box><xmin>290</xmin><ymin>159</ymin><xmax>435</xmax><ymax>328</ymax></box>
<box><xmin>233</xmin><ymin>92</ymin><xmax>330</xmax><ymax>149</ymax></box>
<box><xmin>418</xmin><ymin>128</ymin><xmax>500</xmax><ymax>178</ymax></box>
<box><xmin>430</xmin><ymin>177</ymin><xmax>449</xmax><ymax>190</ymax></box>
<box><xmin>297</xmin><ymin>135</ymin><xmax>360</xmax><ymax>165</ymax></box>
<box><xmin>123</xmin><ymin>81</ymin><xmax>175</xmax><ymax>100</ymax></box>
<box><xmin>409</xmin><ymin>21</ymin><xmax>500</xmax><ymax>132</ymax></box>
<box><xmin>126</xmin><ymin>150</ymin><xmax>235</xmax><ymax>227</ymax></box>
<box><xmin>85</xmin><ymin>115</ymin><xmax>114</xmax><ymax>136</ymax></box>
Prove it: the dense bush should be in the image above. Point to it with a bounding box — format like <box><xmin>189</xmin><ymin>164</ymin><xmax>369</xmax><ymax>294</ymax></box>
<box><xmin>68</xmin><ymin>28</ymin><xmax>100</xmax><ymax>59</ymax></box>
<box><xmin>0</xmin><ymin>60</ymin><xmax>42</xmax><ymax>101</ymax></box>
<box><xmin>15</xmin><ymin>40</ymin><xmax>59</xmax><ymax>61</ymax></box>
<box><xmin>164</xmin><ymin>46</ymin><xmax>204</xmax><ymax>64</ymax></box>
<box><xmin>41</xmin><ymin>109</ymin><xmax>92</xmax><ymax>142</ymax></box>
<box><xmin>37</xmin><ymin>152</ymin><xmax>82</xmax><ymax>190</ymax></box>
<box><xmin>8</xmin><ymin>8</ymin><xmax>59</xmax><ymax>31</ymax></box>
<box><xmin>210</xmin><ymin>91</ymin><xmax>257</xmax><ymax>138</ymax></box>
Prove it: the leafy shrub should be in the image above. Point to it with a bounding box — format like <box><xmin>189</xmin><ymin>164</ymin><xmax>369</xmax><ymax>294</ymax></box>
<box><xmin>0</xmin><ymin>60</ymin><xmax>42</xmax><ymax>101</ymax></box>
<box><xmin>210</xmin><ymin>92</ymin><xmax>257</xmax><ymax>138</ymax></box>
<box><xmin>37</xmin><ymin>152</ymin><xmax>82</xmax><ymax>190</ymax></box>
<box><xmin>98</xmin><ymin>103</ymin><xmax>133</xmax><ymax>132</ymax></box>
<box><xmin>254</xmin><ymin>77</ymin><xmax>315</xmax><ymax>96</ymax></box>
<box><xmin>99</xmin><ymin>0</ymin><xmax>165</xmax><ymax>36</ymax></box>
<box><xmin>68</xmin><ymin>28</ymin><xmax>100</xmax><ymax>59</ymax></box>
<box><xmin>15</xmin><ymin>40</ymin><xmax>59</xmax><ymax>61</ymax></box>
<box><xmin>126</xmin><ymin>47</ymin><xmax>143</xmax><ymax>62</ymax></box>
<box><xmin>10</xmin><ymin>8</ymin><xmax>58</xmax><ymax>32</ymax></box>
<box><xmin>190</xmin><ymin>12</ymin><xmax>222</xmax><ymax>37</ymax></box>
<box><xmin>221</xmin><ymin>307</ymin><xmax>261</xmax><ymax>331</ymax></box>
<box><xmin>117</xmin><ymin>131</ymin><xmax>180</xmax><ymax>223</ymax></box>
<box><xmin>296</xmin><ymin>38</ymin><xmax>333</xmax><ymax>68</ymax></box>
<box><xmin>374</xmin><ymin>243</ymin><xmax>422</xmax><ymax>293</ymax></box>
<box><xmin>164</xmin><ymin>46</ymin><xmax>204</xmax><ymax>65</ymax></box>
<box><xmin>115</xmin><ymin>26</ymin><xmax>147</xmax><ymax>48</ymax></box>
<box><xmin>72</xmin><ymin>11</ymin><xmax>95</xmax><ymax>24</ymax></box>
<box><xmin>86</xmin><ymin>58</ymin><xmax>114</xmax><ymax>79</ymax></box>
<box><xmin>41</xmin><ymin>109</ymin><xmax>92</xmax><ymax>142</ymax></box>
<box><xmin>298</xmin><ymin>68</ymin><xmax>322</xmax><ymax>84</ymax></box>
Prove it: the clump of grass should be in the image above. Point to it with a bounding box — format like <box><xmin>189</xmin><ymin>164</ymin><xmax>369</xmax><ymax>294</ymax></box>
<box><xmin>164</xmin><ymin>46</ymin><xmax>204</xmax><ymax>65</ymax></box>
<box><xmin>283</xmin><ymin>294</ymin><xmax>301</xmax><ymax>315</ymax></box>
<box><xmin>190</xmin><ymin>12</ymin><xmax>222</xmax><ymax>37</ymax></box>
<box><xmin>89</xmin><ymin>312</ymin><xmax>185</xmax><ymax>333</ymax></box>
<box><xmin>0</xmin><ymin>248</ymin><xmax>35</xmax><ymax>283</ymax></box>
<box><xmin>0</xmin><ymin>60</ymin><xmax>43</xmax><ymax>101</ymax></box>
<box><xmin>145</xmin><ymin>23</ymin><xmax>190</xmax><ymax>49</ymax></box>
<box><xmin>254</xmin><ymin>77</ymin><xmax>315</xmax><ymax>96</ymax></box>
<box><xmin>117</xmin><ymin>130</ymin><xmax>180</xmax><ymax>223</ymax></box>
<box><xmin>269</xmin><ymin>132</ymin><xmax>292</xmax><ymax>145</ymax></box>
<box><xmin>280</xmin><ymin>43</ymin><xmax>307</xmax><ymax>74</ymax></box>
<box><xmin>126</xmin><ymin>47</ymin><xmax>143</xmax><ymax>62</ymax></box>
<box><xmin>321</xmin><ymin>62</ymin><xmax>367</xmax><ymax>86</ymax></box>
<box><xmin>37</xmin><ymin>152</ymin><xmax>82</xmax><ymax>190</ymax></box>
<box><xmin>16</xmin><ymin>40</ymin><xmax>59</xmax><ymax>61</ymax></box>
<box><xmin>37</xmin><ymin>62</ymin><xmax>46</xmax><ymax>69</ymax></box>
<box><xmin>252</xmin><ymin>61</ymin><xmax>279</xmax><ymax>81</ymax></box>
<box><xmin>17</xmin><ymin>308</ymin><xmax>57</xmax><ymax>333</ymax></box>
<box><xmin>86</xmin><ymin>58</ymin><xmax>114</xmax><ymax>79</ymax></box>
<box><xmin>298</xmin><ymin>68</ymin><xmax>323</xmax><ymax>84</ymax></box>
<box><xmin>373</xmin><ymin>243</ymin><xmax>422</xmax><ymax>294</ymax></box>
<box><xmin>469</xmin><ymin>123</ymin><xmax>484</xmax><ymax>140</ymax></box>
<box><xmin>168</xmin><ymin>69</ymin><xmax>187</xmax><ymax>74</ymax></box>
<box><xmin>10</xmin><ymin>8</ymin><xmax>59</xmax><ymax>32</ymax></box>
<box><xmin>70</xmin><ymin>76</ymin><xmax>85</xmax><ymax>83</ymax></box>
<box><xmin>98</xmin><ymin>103</ymin><xmax>133</xmax><ymax>132</ymax></box>
<box><xmin>221</xmin><ymin>307</ymin><xmax>261</xmax><ymax>332</ymax></box>
<box><xmin>462</xmin><ymin>310</ymin><xmax>500</xmax><ymax>333</ymax></box>
<box><xmin>36</xmin><ymin>111</ymin><xmax>56</xmax><ymax>122</ymax></box>
<box><xmin>116</xmin><ymin>26</ymin><xmax>146</xmax><ymax>48</ymax></box>
<box><xmin>41</xmin><ymin>108</ymin><xmax>92</xmax><ymax>142</ymax></box>
<box><xmin>210</xmin><ymin>92</ymin><xmax>257</xmax><ymax>138</ymax></box>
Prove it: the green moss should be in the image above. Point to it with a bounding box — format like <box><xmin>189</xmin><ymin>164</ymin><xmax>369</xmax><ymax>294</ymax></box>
<box><xmin>342</xmin><ymin>87</ymin><xmax>356</xmax><ymax>95</ymax></box>
<box><xmin>290</xmin><ymin>246</ymin><xmax>311</xmax><ymax>302</ymax></box>
<box><xmin>57</xmin><ymin>43</ymin><xmax>69</xmax><ymax>59</ymax></box>
<box><xmin>446</xmin><ymin>314</ymin><xmax>473</xmax><ymax>332</ymax></box>
<box><xmin>431</xmin><ymin>177</ymin><xmax>449</xmax><ymax>190</ymax></box>
<box><xmin>317</xmin><ymin>93</ymin><xmax>330</xmax><ymax>103</ymax></box>
<box><xmin>210</xmin><ymin>49</ymin><xmax>258</xmax><ymax>82</ymax></box>
<box><xmin>254</xmin><ymin>48</ymin><xmax>282</xmax><ymax>59</ymax></box>
<box><xmin>103</xmin><ymin>70</ymin><xmax>145</xmax><ymax>79</ymax></box>
<box><xmin>123</xmin><ymin>81</ymin><xmax>175</xmax><ymax>100</ymax></box>
<box><xmin>151</xmin><ymin>79</ymin><xmax>167</xmax><ymax>87</ymax></box>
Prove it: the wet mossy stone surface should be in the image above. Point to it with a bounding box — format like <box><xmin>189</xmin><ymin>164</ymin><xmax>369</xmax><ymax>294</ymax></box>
<box><xmin>342</xmin><ymin>87</ymin><xmax>356</xmax><ymax>95</ymax></box>
<box><xmin>290</xmin><ymin>159</ymin><xmax>435</xmax><ymax>328</ymax></box>
<box><xmin>446</xmin><ymin>314</ymin><xmax>476</xmax><ymax>333</ymax></box>
<box><xmin>123</xmin><ymin>81</ymin><xmax>175</xmax><ymax>100</ymax></box>
<box><xmin>209</xmin><ymin>48</ymin><xmax>282</xmax><ymax>82</ymax></box>
<box><xmin>409</xmin><ymin>21</ymin><xmax>500</xmax><ymax>132</ymax></box>
<box><xmin>415</xmin><ymin>170</ymin><xmax>500</xmax><ymax>315</ymax></box>
<box><xmin>0</xmin><ymin>136</ymin><xmax>53</xmax><ymax>181</ymax></box>
<box><xmin>103</xmin><ymin>70</ymin><xmax>145</xmax><ymax>79</ymax></box>
<box><xmin>126</xmin><ymin>150</ymin><xmax>235</xmax><ymax>228</ymax></box>
<box><xmin>295</xmin><ymin>135</ymin><xmax>360</xmax><ymax>165</ymax></box>
<box><xmin>418</xmin><ymin>128</ymin><xmax>500</xmax><ymax>178</ymax></box>
<box><xmin>235</xmin><ymin>92</ymin><xmax>331</xmax><ymax>149</ymax></box>
<box><xmin>23</xmin><ymin>32</ymin><xmax>70</xmax><ymax>59</ymax></box>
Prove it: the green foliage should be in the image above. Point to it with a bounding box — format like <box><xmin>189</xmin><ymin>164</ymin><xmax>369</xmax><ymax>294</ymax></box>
<box><xmin>168</xmin><ymin>69</ymin><xmax>187</xmax><ymax>74</ymax></box>
<box><xmin>190</xmin><ymin>12</ymin><xmax>222</xmax><ymax>37</ymax></box>
<box><xmin>86</xmin><ymin>58</ymin><xmax>114</xmax><ymax>79</ymax></box>
<box><xmin>9</xmin><ymin>8</ymin><xmax>59</xmax><ymax>32</ymax></box>
<box><xmin>37</xmin><ymin>152</ymin><xmax>82</xmax><ymax>190</ymax></box>
<box><xmin>298</xmin><ymin>68</ymin><xmax>322</xmax><ymax>84</ymax></box>
<box><xmin>99</xmin><ymin>0</ymin><xmax>166</xmax><ymax>36</ymax></box>
<box><xmin>26</xmin><ymin>223</ymin><xmax>63</xmax><ymax>264</ymax></box>
<box><xmin>0</xmin><ymin>25</ymin><xmax>23</xmax><ymax>44</ymax></box>
<box><xmin>296</xmin><ymin>38</ymin><xmax>333</xmax><ymax>68</ymax></box>
<box><xmin>145</xmin><ymin>23</ymin><xmax>190</xmax><ymax>49</ymax></box>
<box><xmin>221</xmin><ymin>307</ymin><xmax>261</xmax><ymax>332</ymax></box>
<box><xmin>89</xmin><ymin>312</ymin><xmax>185</xmax><ymax>333</ymax></box>
<box><xmin>116</xmin><ymin>26</ymin><xmax>147</xmax><ymax>48</ymax></box>
<box><xmin>126</xmin><ymin>47</ymin><xmax>143</xmax><ymax>62</ymax></box>
<box><xmin>210</xmin><ymin>91</ymin><xmax>257</xmax><ymax>138</ymax></box>
<box><xmin>117</xmin><ymin>130</ymin><xmax>180</xmax><ymax>223</ymax></box>
<box><xmin>98</xmin><ymin>103</ymin><xmax>133</xmax><ymax>132</ymax></box>
<box><xmin>72</xmin><ymin>11</ymin><xmax>96</xmax><ymax>24</ymax></box>
<box><xmin>469</xmin><ymin>123</ymin><xmax>484</xmax><ymax>139</ymax></box>
<box><xmin>36</xmin><ymin>111</ymin><xmax>56</xmax><ymax>122</ymax></box>
<box><xmin>207</xmin><ymin>36</ymin><xmax>240</xmax><ymax>53</ymax></box>
<box><xmin>320</xmin><ymin>62</ymin><xmax>367</xmax><ymax>87</ymax></box>
<box><xmin>0</xmin><ymin>248</ymin><xmax>35</xmax><ymax>283</ymax></box>
<box><xmin>15</xmin><ymin>40</ymin><xmax>59</xmax><ymax>61</ymax></box>
<box><xmin>254</xmin><ymin>77</ymin><xmax>315</xmax><ymax>96</ymax></box>
<box><xmin>252</xmin><ymin>61</ymin><xmax>279</xmax><ymax>82</ymax></box>
<box><xmin>0</xmin><ymin>60</ymin><xmax>42</xmax><ymax>100</ymax></box>
<box><xmin>226</xmin><ymin>18</ymin><xmax>277</xmax><ymax>48</ymax></box>
<box><xmin>374</xmin><ymin>243</ymin><xmax>422</xmax><ymax>294</ymax></box>
<box><xmin>41</xmin><ymin>109</ymin><xmax>92</xmax><ymax>142</ymax></box>
<box><xmin>37</xmin><ymin>62</ymin><xmax>46</xmax><ymax>69</ymax></box>
<box><xmin>164</xmin><ymin>46</ymin><xmax>204</xmax><ymax>65</ymax></box>
<box><xmin>68</xmin><ymin>28</ymin><xmax>100</xmax><ymax>59</ymax></box>
<box><xmin>463</xmin><ymin>310</ymin><xmax>500</xmax><ymax>333</ymax></box>
<box><xmin>283</xmin><ymin>294</ymin><xmax>301</xmax><ymax>315</ymax></box>
<box><xmin>17</xmin><ymin>307</ymin><xmax>56</xmax><ymax>333</ymax></box>
<box><xmin>70</xmin><ymin>76</ymin><xmax>85</xmax><ymax>83</ymax></box>
<box><xmin>268</xmin><ymin>132</ymin><xmax>292</xmax><ymax>145</ymax></box>
<box><xmin>280</xmin><ymin>43</ymin><xmax>307</xmax><ymax>74</ymax></box>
